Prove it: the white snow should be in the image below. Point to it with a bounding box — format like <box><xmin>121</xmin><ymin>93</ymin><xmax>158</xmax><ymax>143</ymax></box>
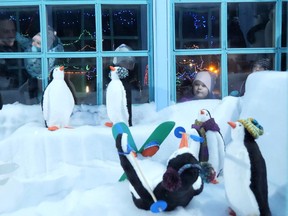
<box><xmin>0</xmin><ymin>71</ymin><xmax>287</xmax><ymax>216</ymax></box>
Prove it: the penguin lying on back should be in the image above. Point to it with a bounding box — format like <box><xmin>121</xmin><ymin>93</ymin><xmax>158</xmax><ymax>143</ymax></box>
<box><xmin>224</xmin><ymin>118</ymin><xmax>271</xmax><ymax>216</ymax></box>
<box><xmin>115</xmin><ymin>132</ymin><xmax>204</xmax><ymax>211</ymax></box>
<box><xmin>192</xmin><ymin>109</ymin><xmax>225</xmax><ymax>183</ymax></box>
<box><xmin>42</xmin><ymin>66</ymin><xmax>75</xmax><ymax>131</ymax></box>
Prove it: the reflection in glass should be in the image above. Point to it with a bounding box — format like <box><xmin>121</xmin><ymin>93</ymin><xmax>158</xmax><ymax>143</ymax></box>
<box><xmin>282</xmin><ymin>2</ymin><xmax>287</xmax><ymax>48</ymax></box>
<box><xmin>0</xmin><ymin>7</ymin><xmax>40</xmax><ymax>52</ymax></box>
<box><xmin>103</xmin><ymin>56</ymin><xmax>148</xmax><ymax>105</ymax></box>
<box><xmin>102</xmin><ymin>5</ymin><xmax>147</xmax><ymax>51</ymax></box>
<box><xmin>0</xmin><ymin>57</ymin><xmax>42</xmax><ymax>105</ymax></box>
<box><xmin>228</xmin><ymin>54</ymin><xmax>274</xmax><ymax>96</ymax></box>
<box><xmin>176</xmin><ymin>55</ymin><xmax>221</xmax><ymax>102</ymax></box>
<box><xmin>47</xmin><ymin>5</ymin><xmax>96</xmax><ymax>52</ymax></box>
<box><xmin>282</xmin><ymin>54</ymin><xmax>287</xmax><ymax>71</ymax></box>
<box><xmin>57</xmin><ymin>58</ymin><xmax>97</xmax><ymax>105</ymax></box>
<box><xmin>175</xmin><ymin>3</ymin><xmax>220</xmax><ymax>49</ymax></box>
<box><xmin>228</xmin><ymin>2</ymin><xmax>275</xmax><ymax>48</ymax></box>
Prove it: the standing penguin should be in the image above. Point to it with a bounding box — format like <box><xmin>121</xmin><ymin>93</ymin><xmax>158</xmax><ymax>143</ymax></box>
<box><xmin>105</xmin><ymin>66</ymin><xmax>129</xmax><ymax>127</ymax></box>
<box><xmin>42</xmin><ymin>66</ymin><xmax>75</xmax><ymax>131</ymax></box>
<box><xmin>192</xmin><ymin>109</ymin><xmax>225</xmax><ymax>182</ymax></box>
<box><xmin>115</xmin><ymin>132</ymin><xmax>203</xmax><ymax>212</ymax></box>
<box><xmin>224</xmin><ymin>118</ymin><xmax>271</xmax><ymax>216</ymax></box>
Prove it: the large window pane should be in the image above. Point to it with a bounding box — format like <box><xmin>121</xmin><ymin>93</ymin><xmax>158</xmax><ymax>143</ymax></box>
<box><xmin>0</xmin><ymin>7</ymin><xmax>40</xmax><ymax>53</ymax></box>
<box><xmin>102</xmin><ymin>5</ymin><xmax>147</xmax><ymax>51</ymax></box>
<box><xmin>175</xmin><ymin>3</ymin><xmax>220</xmax><ymax>49</ymax></box>
<box><xmin>228</xmin><ymin>54</ymin><xmax>274</xmax><ymax>96</ymax></box>
<box><xmin>47</xmin><ymin>5</ymin><xmax>96</xmax><ymax>52</ymax></box>
<box><xmin>57</xmin><ymin>57</ymin><xmax>97</xmax><ymax>105</ymax></box>
<box><xmin>176</xmin><ymin>55</ymin><xmax>221</xmax><ymax>102</ymax></box>
<box><xmin>228</xmin><ymin>2</ymin><xmax>275</xmax><ymax>48</ymax></box>
<box><xmin>0</xmin><ymin>57</ymin><xmax>43</xmax><ymax>105</ymax></box>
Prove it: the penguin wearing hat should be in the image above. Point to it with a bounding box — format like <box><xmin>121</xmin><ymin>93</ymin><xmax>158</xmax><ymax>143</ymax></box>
<box><xmin>115</xmin><ymin>132</ymin><xmax>204</xmax><ymax>212</ymax></box>
<box><xmin>224</xmin><ymin>118</ymin><xmax>271</xmax><ymax>216</ymax></box>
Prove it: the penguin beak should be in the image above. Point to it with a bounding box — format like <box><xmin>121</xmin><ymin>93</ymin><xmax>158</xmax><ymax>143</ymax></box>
<box><xmin>228</xmin><ymin>121</ymin><xmax>236</xmax><ymax>129</ymax></box>
<box><xmin>179</xmin><ymin>133</ymin><xmax>189</xmax><ymax>149</ymax></box>
<box><xmin>60</xmin><ymin>66</ymin><xmax>64</xmax><ymax>71</ymax></box>
<box><xmin>200</xmin><ymin>109</ymin><xmax>205</xmax><ymax>115</ymax></box>
<box><xmin>109</xmin><ymin>66</ymin><xmax>116</xmax><ymax>71</ymax></box>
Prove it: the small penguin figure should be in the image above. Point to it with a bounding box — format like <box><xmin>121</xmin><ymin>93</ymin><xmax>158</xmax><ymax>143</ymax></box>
<box><xmin>115</xmin><ymin>132</ymin><xmax>203</xmax><ymax>212</ymax></box>
<box><xmin>224</xmin><ymin>118</ymin><xmax>271</xmax><ymax>216</ymax></box>
<box><xmin>106</xmin><ymin>66</ymin><xmax>129</xmax><ymax>127</ymax></box>
<box><xmin>42</xmin><ymin>66</ymin><xmax>75</xmax><ymax>131</ymax></box>
<box><xmin>192</xmin><ymin>109</ymin><xmax>225</xmax><ymax>182</ymax></box>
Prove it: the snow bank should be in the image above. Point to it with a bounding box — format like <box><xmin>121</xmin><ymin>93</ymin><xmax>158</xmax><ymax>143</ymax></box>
<box><xmin>0</xmin><ymin>71</ymin><xmax>287</xmax><ymax>215</ymax></box>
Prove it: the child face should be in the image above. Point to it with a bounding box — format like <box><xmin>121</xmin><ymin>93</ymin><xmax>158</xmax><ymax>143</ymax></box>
<box><xmin>193</xmin><ymin>80</ymin><xmax>209</xmax><ymax>99</ymax></box>
<box><xmin>32</xmin><ymin>34</ymin><xmax>41</xmax><ymax>48</ymax></box>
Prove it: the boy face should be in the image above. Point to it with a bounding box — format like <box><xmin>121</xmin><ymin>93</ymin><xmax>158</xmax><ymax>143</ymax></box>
<box><xmin>193</xmin><ymin>80</ymin><xmax>209</xmax><ymax>99</ymax></box>
<box><xmin>0</xmin><ymin>20</ymin><xmax>16</xmax><ymax>47</ymax></box>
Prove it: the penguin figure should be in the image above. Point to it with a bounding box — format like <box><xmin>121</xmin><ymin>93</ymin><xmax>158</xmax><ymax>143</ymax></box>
<box><xmin>115</xmin><ymin>132</ymin><xmax>203</xmax><ymax>211</ymax></box>
<box><xmin>106</xmin><ymin>66</ymin><xmax>129</xmax><ymax>127</ymax></box>
<box><xmin>191</xmin><ymin>109</ymin><xmax>225</xmax><ymax>182</ymax></box>
<box><xmin>42</xmin><ymin>66</ymin><xmax>75</xmax><ymax>131</ymax></box>
<box><xmin>224</xmin><ymin>119</ymin><xmax>271</xmax><ymax>216</ymax></box>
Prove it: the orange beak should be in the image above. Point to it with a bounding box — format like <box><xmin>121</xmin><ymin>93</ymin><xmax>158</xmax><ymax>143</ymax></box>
<box><xmin>228</xmin><ymin>121</ymin><xmax>236</xmax><ymax>129</ymax></box>
<box><xmin>60</xmin><ymin>66</ymin><xmax>64</xmax><ymax>71</ymax></box>
<box><xmin>179</xmin><ymin>133</ymin><xmax>189</xmax><ymax>149</ymax></box>
<box><xmin>200</xmin><ymin>109</ymin><xmax>205</xmax><ymax>115</ymax></box>
<box><xmin>110</xmin><ymin>66</ymin><xmax>116</xmax><ymax>71</ymax></box>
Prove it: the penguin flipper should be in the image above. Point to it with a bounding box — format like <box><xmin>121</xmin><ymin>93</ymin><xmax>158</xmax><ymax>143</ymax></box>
<box><xmin>216</xmin><ymin>132</ymin><xmax>225</xmax><ymax>176</ymax></box>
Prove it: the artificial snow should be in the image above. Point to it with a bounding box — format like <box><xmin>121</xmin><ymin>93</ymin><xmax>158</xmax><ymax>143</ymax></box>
<box><xmin>0</xmin><ymin>71</ymin><xmax>287</xmax><ymax>215</ymax></box>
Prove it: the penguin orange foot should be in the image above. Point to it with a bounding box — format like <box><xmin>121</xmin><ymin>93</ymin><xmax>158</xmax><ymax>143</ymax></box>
<box><xmin>105</xmin><ymin>122</ymin><xmax>113</xmax><ymax>127</ymax></box>
<box><xmin>48</xmin><ymin>126</ymin><xmax>59</xmax><ymax>131</ymax></box>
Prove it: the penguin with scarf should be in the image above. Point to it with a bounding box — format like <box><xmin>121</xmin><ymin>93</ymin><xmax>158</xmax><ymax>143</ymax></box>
<box><xmin>191</xmin><ymin>109</ymin><xmax>225</xmax><ymax>183</ymax></box>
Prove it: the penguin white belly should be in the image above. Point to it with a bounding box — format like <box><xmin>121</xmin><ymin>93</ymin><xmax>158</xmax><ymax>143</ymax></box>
<box><xmin>43</xmin><ymin>81</ymin><xmax>74</xmax><ymax>127</ymax></box>
<box><xmin>224</xmin><ymin>143</ymin><xmax>260</xmax><ymax>216</ymax></box>
<box><xmin>188</xmin><ymin>128</ymin><xmax>201</xmax><ymax>160</ymax></box>
<box><xmin>106</xmin><ymin>80</ymin><xmax>129</xmax><ymax>125</ymax></box>
<box><xmin>206</xmin><ymin>131</ymin><xmax>225</xmax><ymax>175</ymax></box>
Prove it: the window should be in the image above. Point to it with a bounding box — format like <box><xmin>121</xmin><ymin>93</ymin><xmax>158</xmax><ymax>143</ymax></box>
<box><xmin>0</xmin><ymin>0</ymin><xmax>286</xmax><ymax>108</ymax></box>
<box><xmin>0</xmin><ymin>1</ymin><xmax>151</xmax><ymax>106</ymax></box>
<box><xmin>173</xmin><ymin>0</ymin><xmax>287</xmax><ymax>102</ymax></box>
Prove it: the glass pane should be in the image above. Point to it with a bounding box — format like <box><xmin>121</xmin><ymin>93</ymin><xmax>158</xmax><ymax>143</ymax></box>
<box><xmin>102</xmin><ymin>5</ymin><xmax>147</xmax><ymax>51</ymax></box>
<box><xmin>228</xmin><ymin>54</ymin><xmax>274</xmax><ymax>96</ymax></box>
<box><xmin>176</xmin><ymin>55</ymin><xmax>221</xmax><ymax>102</ymax></box>
<box><xmin>175</xmin><ymin>3</ymin><xmax>220</xmax><ymax>49</ymax></box>
<box><xmin>103</xmin><ymin>56</ymin><xmax>149</xmax><ymax>105</ymax></box>
<box><xmin>228</xmin><ymin>2</ymin><xmax>275</xmax><ymax>48</ymax></box>
<box><xmin>282</xmin><ymin>54</ymin><xmax>287</xmax><ymax>71</ymax></box>
<box><xmin>47</xmin><ymin>5</ymin><xmax>96</xmax><ymax>52</ymax></box>
<box><xmin>0</xmin><ymin>57</ymin><xmax>42</xmax><ymax>105</ymax></box>
<box><xmin>282</xmin><ymin>2</ymin><xmax>287</xmax><ymax>48</ymax></box>
<box><xmin>57</xmin><ymin>57</ymin><xmax>97</xmax><ymax>105</ymax></box>
<box><xmin>0</xmin><ymin>7</ymin><xmax>40</xmax><ymax>52</ymax></box>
